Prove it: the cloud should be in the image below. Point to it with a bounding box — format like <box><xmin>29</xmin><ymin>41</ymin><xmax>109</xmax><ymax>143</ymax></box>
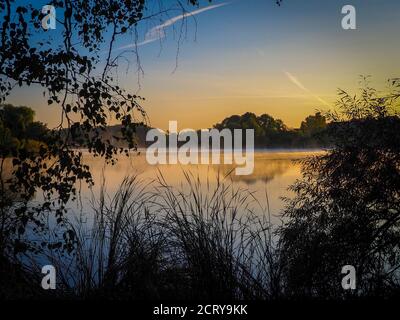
<box><xmin>284</xmin><ymin>71</ymin><xmax>330</xmax><ymax>107</ymax></box>
<box><xmin>116</xmin><ymin>2</ymin><xmax>229</xmax><ymax>51</ymax></box>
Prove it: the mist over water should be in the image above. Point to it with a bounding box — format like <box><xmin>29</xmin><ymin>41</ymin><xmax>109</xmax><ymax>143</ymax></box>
<box><xmin>63</xmin><ymin>150</ymin><xmax>324</xmax><ymax>226</ymax></box>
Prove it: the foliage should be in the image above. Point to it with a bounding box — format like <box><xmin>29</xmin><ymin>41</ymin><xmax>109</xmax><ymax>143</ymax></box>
<box><xmin>0</xmin><ymin>104</ymin><xmax>49</xmax><ymax>155</ymax></box>
<box><xmin>214</xmin><ymin>111</ymin><xmax>329</xmax><ymax>148</ymax></box>
<box><xmin>0</xmin><ymin>0</ymin><xmax>215</xmax><ymax>252</ymax></box>
<box><xmin>300</xmin><ymin>112</ymin><xmax>327</xmax><ymax>137</ymax></box>
<box><xmin>279</xmin><ymin>79</ymin><xmax>400</xmax><ymax>298</ymax></box>
<box><xmin>7</xmin><ymin>173</ymin><xmax>278</xmax><ymax>300</ymax></box>
<box><xmin>3</xmin><ymin>76</ymin><xmax>400</xmax><ymax>300</ymax></box>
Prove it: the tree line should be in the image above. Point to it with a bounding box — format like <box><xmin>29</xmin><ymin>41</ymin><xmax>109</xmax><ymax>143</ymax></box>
<box><xmin>0</xmin><ymin>104</ymin><xmax>49</xmax><ymax>157</ymax></box>
<box><xmin>0</xmin><ymin>104</ymin><xmax>334</xmax><ymax>152</ymax></box>
<box><xmin>213</xmin><ymin>111</ymin><xmax>329</xmax><ymax>148</ymax></box>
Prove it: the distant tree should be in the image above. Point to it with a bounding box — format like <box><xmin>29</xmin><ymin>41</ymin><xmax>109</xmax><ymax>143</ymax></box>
<box><xmin>241</xmin><ymin>112</ymin><xmax>264</xmax><ymax>137</ymax></box>
<box><xmin>214</xmin><ymin>112</ymin><xmax>297</xmax><ymax>147</ymax></box>
<box><xmin>0</xmin><ymin>104</ymin><xmax>35</xmax><ymax>140</ymax></box>
<box><xmin>258</xmin><ymin>114</ymin><xmax>287</xmax><ymax>132</ymax></box>
<box><xmin>300</xmin><ymin>112</ymin><xmax>327</xmax><ymax>137</ymax></box>
<box><xmin>215</xmin><ymin>113</ymin><xmax>286</xmax><ymax>134</ymax></box>
<box><xmin>0</xmin><ymin>118</ymin><xmax>16</xmax><ymax>156</ymax></box>
<box><xmin>26</xmin><ymin>122</ymin><xmax>49</xmax><ymax>142</ymax></box>
<box><xmin>215</xmin><ymin>114</ymin><xmax>244</xmax><ymax>130</ymax></box>
<box><xmin>0</xmin><ymin>104</ymin><xmax>49</xmax><ymax>154</ymax></box>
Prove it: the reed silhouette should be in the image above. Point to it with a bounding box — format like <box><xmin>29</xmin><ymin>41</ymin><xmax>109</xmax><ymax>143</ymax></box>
<box><xmin>1</xmin><ymin>79</ymin><xmax>400</xmax><ymax>300</ymax></box>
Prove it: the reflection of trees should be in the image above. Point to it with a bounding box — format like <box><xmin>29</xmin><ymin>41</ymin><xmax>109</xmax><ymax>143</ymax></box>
<box><xmin>220</xmin><ymin>159</ymin><xmax>293</xmax><ymax>185</ymax></box>
<box><xmin>279</xmin><ymin>79</ymin><xmax>400</xmax><ymax>298</ymax></box>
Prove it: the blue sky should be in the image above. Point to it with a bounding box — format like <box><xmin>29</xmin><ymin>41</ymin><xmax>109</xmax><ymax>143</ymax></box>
<box><xmin>7</xmin><ymin>0</ymin><xmax>400</xmax><ymax>129</ymax></box>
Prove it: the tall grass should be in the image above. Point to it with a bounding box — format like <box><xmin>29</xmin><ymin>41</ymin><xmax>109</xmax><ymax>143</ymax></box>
<box><xmin>154</xmin><ymin>170</ymin><xmax>280</xmax><ymax>299</ymax></box>
<box><xmin>33</xmin><ymin>170</ymin><xmax>280</xmax><ymax>300</ymax></box>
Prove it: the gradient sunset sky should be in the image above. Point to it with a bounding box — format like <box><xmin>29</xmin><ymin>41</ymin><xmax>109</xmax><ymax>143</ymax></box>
<box><xmin>7</xmin><ymin>0</ymin><xmax>400</xmax><ymax>130</ymax></box>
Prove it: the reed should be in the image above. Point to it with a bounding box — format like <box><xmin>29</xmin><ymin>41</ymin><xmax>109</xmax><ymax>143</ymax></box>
<box><xmin>38</xmin><ymin>171</ymin><xmax>281</xmax><ymax>300</ymax></box>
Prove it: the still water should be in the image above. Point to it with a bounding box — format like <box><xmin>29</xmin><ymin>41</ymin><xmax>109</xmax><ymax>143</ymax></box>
<box><xmin>67</xmin><ymin>149</ymin><xmax>324</xmax><ymax>226</ymax></box>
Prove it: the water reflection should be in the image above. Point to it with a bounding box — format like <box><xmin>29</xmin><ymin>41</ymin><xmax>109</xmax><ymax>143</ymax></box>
<box><xmin>77</xmin><ymin>150</ymin><xmax>324</xmax><ymax>223</ymax></box>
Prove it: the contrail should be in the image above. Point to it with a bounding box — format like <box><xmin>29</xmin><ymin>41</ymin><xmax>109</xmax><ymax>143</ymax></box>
<box><xmin>116</xmin><ymin>2</ymin><xmax>229</xmax><ymax>50</ymax></box>
<box><xmin>284</xmin><ymin>71</ymin><xmax>330</xmax><ymax>107</ymax></box>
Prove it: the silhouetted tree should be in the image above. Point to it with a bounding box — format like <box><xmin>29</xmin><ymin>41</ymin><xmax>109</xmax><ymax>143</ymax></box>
<box><xmin>213</xmin><ymin>112</ymin><xmax>329</xmax><ymax>148</ymax></box>
<box><xmin>300</xmin><ymin>112</ymin><xmax>327</xmax><ymax>137</ymax></box>
<box><xmin>0</xmin><ymin>0</ymin><xmax>219</xmax><ymax>254</ymax></box>
<box><xmin>0</xmin><ymin>104</ymin><xmax>49</xmax><ymax>155</ymax></box>
<box><xmin>0</xmin><ymin>0</ymin><xmax>288</xmax><ymax>292</ymax></box>
<box><xmin>279</xmin><ymin>78</ymin><xmax>400</xmax><ymax>298</ymax></box>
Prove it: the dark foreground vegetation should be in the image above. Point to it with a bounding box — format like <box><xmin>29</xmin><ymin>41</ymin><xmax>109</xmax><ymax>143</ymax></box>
<box><xmin>1</xmin><ymin>80</ymin><xmax>400</xmax><ymax>300</ymax></box>
<box><xmin>0</xmin><ymin>0</ymin><xmax>399</xmax><ymax>303</ymax></box>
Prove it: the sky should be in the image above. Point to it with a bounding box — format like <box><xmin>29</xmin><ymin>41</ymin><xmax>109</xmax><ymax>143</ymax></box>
<box><xmin>6</xmin><ymin>0</ymin><xmax>400</xmax><ymax>130</ymax></box>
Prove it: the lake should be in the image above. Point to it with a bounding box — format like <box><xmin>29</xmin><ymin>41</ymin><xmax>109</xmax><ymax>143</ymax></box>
<box><xmin>65</xmin><ymin>149</ymin><xmax>325</xmax><ymax>226</ymax></box>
